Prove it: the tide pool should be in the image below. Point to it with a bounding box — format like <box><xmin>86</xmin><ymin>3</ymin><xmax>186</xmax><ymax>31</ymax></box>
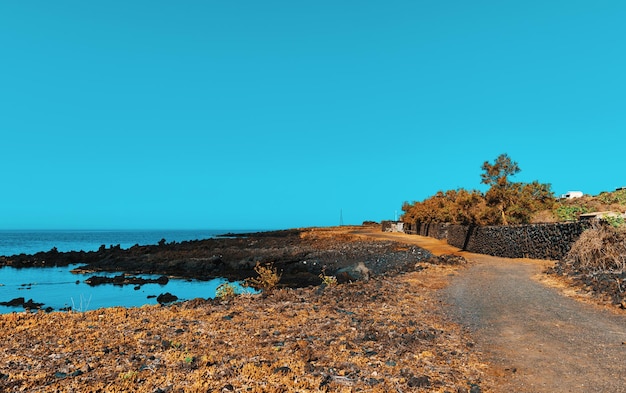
<box><xmin>0</xmin><ymin>264</ymin><xmax>251</xmax><ymax>314</ymax></box>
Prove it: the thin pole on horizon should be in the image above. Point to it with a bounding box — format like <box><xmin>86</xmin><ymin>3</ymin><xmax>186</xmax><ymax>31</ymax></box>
<box><xmin>339</xmin><ymin>209</ymin><xmax>344</xmax><ymax>226</ymax></box>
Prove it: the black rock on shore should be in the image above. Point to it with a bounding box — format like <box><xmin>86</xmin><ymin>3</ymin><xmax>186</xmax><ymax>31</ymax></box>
<box><xmin>0</xmin><ymin>227</ymin><xmax>433</xmax><ymax>288</ymax></box>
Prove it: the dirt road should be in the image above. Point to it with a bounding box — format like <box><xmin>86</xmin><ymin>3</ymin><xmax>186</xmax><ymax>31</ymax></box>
<box><xmin>357</xmin><ymin>230</ymin><xmax>626</xmax><ymax>392</ymax></box>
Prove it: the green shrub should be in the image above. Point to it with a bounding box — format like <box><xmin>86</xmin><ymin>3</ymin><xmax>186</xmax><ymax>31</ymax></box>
<box><xmin>319</xmin><ymin>268</ymin><xmax>338</xmax><ymax>287</ymax></box>
<box><xmin>603</xmin><ymin>215</ymin><xmax>625</xmax><ymax>228</ymax></box>
<box><xmin>597</xmin><ymin>189</ymin><xmax>626</xmax><ymax>205</ymax></box>
<box><xmin>554</xmin><ymin>204</ymin><xmax>589</xmax><ymax>221</ymax></box>
<box><xmin>215</xmin><ymin>282</ymin><xmax>238</xmax><ymax>299</ymax></box>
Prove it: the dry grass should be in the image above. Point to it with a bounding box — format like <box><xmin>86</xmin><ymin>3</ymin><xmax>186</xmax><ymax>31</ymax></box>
<box><xmin>566</xmin><ymin>223</ymin><xmax>626</xmax><ymax>273</ymax></box>
<box><xmin>530</xmin><ymin>209</ymin><xmax>558</xmax><ymax>223</ymax></box>
<box><xmin>548</xmin><ymin>222</ymin><xmax>626</xmax><ymax>309</ymax></box>
<box><xmin>299</xmin><ymin>226</ymin><xmax>363</xmax><ymax>244</ymax></box>
<box><xmin>0</xmin><ymin>265</ymin><xmax>489</xmax><ymax>392</ymax></box>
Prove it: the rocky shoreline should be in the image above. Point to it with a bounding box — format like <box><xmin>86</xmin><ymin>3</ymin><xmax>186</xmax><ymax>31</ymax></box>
<box><xmin>3</xmin><ymin>225</ymin><xmax>623</xmax><ymax>315</ymax></box>
<box><xmin>0</xmin><ymin>226</ymin><xmax>491</xmax><ymax>392</ymax></box>
<box><xmin>0</xmin><ymin>226</ymin><xmax>433</xmax><ymax>288</ymax></box>
<box><xmin>0</xmin><ymin>226</ymin><xmax>441</xmax><ymax>314</ymax></box>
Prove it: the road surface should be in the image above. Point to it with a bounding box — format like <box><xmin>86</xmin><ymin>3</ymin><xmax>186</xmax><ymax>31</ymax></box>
<box><xmin>357</xmin><ymin>230</ymin><xmax>626</xmax><ymax>392</ymax></box>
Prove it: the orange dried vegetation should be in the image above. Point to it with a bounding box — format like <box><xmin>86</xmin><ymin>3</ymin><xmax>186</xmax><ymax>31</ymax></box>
<box><xmin>0</xmin><ymin>228</ymin><xmax>490</xmax><ymax>392</ymax></box>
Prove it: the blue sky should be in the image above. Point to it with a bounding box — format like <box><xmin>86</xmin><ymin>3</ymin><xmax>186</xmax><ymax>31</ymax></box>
<box><xmin>1</xmin><ymin>1</ymin><xmax>625</xmax><ymax>230</ymax></box>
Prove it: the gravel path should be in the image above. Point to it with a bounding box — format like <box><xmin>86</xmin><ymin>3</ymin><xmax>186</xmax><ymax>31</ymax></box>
<box><xmin>442</xmin><ymin>253</ymin><xmax>626</xmax><ymax>392</ymax></box>
<box><xmin>357</xmin><ymin>231</ymin><xmax>626</xmax><ymax>392</ymax></box>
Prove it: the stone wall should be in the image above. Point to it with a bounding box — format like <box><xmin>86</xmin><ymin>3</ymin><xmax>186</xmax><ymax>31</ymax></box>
<box><xmin>416</xmin><ymin>222</ymin><xmax>450</xmax><ymax>239</ymax></box>
<box><xmin>412</xmin><ymin>221</ymin><xmax>589</xmax><ymax>260</ymax></box>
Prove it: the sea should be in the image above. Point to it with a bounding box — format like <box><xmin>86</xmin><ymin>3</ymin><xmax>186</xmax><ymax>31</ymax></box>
<box><xmin>0</xmin><ymin>229</ymin><xmax>260</xmax><ymax>314</ymax></box>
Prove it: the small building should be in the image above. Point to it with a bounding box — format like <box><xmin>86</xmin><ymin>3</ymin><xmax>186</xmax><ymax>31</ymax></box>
<box><xmin>381</xmin><ymin>221</ymin><xmax>405</xmax><ymax>233</ymax></box>
<box><xmin>560</xmin><ymin>191</ymin><xmax>583</xmax><ymax>199</ymax></box>
<box><xmin>579</xmin><ymin>211</ymin><xmax>626</xmax><ymax>221</ymax></box>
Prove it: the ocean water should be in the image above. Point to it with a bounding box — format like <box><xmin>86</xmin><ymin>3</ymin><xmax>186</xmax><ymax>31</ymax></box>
<box><xmin>0</xmin><ymin>229</ymin><xmax>254</xmax><ymax>257</ymax></box>
<box><xmin>0</xmin><ymin>229</ymin><xmax>259</xmax><ymax>314</ymax></box>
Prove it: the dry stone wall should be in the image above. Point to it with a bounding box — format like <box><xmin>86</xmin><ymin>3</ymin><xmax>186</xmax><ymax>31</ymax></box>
<box><xmin>416</xmin><ymin>222</ymin><xmax>450</xmax><ymax>239</ymax></box>
<box><xmin>412</xmin><ymin>221</ymin><xmax>588</xmax><ymax>260</ymax></box>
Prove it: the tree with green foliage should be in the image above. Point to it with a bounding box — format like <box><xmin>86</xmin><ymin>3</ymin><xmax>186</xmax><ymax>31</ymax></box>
<box><xmin>402</xmin><ymin>153</ymin><xmax>555</xmax><ymax>226</ymax></box>
<box><xmin>505</xmin><ymin>181</ymin><xmax>555</xmax><ymax>224</ymax></box>
<box><xmin>479</xmin><ymin>154</ymin><xmax>555</xmax><ymax>224</ymax></box>
<box><xmin>481</xmin><ymin>153</ymin><xmax>521</xmax><ymax>225</ymax></box>
<box><xmin>480</xmin><ymin>153</ymin><xmax>521</xmax><ymax>188</ymax></box>
<box><xmin>402</xmin><ymin>188</ymin><xmax>487</xmax><ymax>225</ymax></box>
<box><xmin>448</xmin><ymin>188</ymin><xmax>488</xmax><ymax>225</ymax></box>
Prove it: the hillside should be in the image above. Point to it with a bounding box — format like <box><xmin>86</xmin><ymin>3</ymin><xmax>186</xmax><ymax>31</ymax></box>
<box><xmin>551</xmin><ymin>188</ymin><xmax>626</xmax><ymax>222</ymax></box>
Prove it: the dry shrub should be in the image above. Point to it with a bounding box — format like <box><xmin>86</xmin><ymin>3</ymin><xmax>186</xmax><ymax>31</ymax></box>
<box><xmin>245</xmin><ymin>262</ymin><xmax>282</xmax><ymax>291</ymax></box>
<box><xmin>566</xmin><ymin>222</ymin><xmax>626</xmax><ymax>273</ymax></box>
